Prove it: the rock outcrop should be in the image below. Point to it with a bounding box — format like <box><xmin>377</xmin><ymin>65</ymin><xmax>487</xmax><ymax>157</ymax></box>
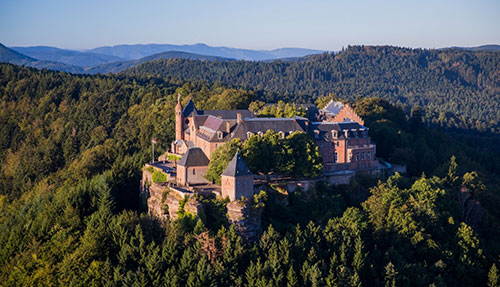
<box><xmin>146</xmin><ymin>183</ymin><xmax>169</xmax><ymax>222</ymax></box>
<box><xmin>226</xmin><ymin>199</ymin><xmax>263</xmax><ymax>241</ymax></box>
<box><xmin>164</xmin><ymin>191</ymin><xmax>204</xmax><ymax>221</ymax></box>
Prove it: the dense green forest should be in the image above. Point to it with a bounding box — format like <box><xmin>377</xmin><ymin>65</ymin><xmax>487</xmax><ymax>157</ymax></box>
<box><xmin>1</xmin><ymin>63</ymin><xmax>500</xmax><ymax>286</ymax></box>
<box><xmin>126</xmin><ymin>46</ymin><xmax>500</xmax><ymax>133</ymax></box>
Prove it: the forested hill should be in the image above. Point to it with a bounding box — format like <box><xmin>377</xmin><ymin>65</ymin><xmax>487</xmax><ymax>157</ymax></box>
<box><xmin>1</xmin><ymin>64</ymin><xmax>500</xmax><ymax>286</ymax></box>
<box><xmin>126</xmin><ymin>46</ymin><xmax>500</xmax><ymax>133</ymax></box>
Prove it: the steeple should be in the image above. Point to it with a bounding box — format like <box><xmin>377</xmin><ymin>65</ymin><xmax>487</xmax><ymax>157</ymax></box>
<box><xmin>175</xmin><ymin>93</ymin><xmax>183</xmax><ymax>141</ymax></box>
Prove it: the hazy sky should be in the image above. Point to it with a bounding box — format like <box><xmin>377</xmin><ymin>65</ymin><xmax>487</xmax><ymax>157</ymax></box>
<box><xmin>1</xmin><ymin>0</ymin><xmax>499</xmax><ymax>51</ymax></box>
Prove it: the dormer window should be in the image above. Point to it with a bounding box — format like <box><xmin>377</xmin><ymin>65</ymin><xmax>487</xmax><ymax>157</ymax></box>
<box><xmin>247</xmin><ymin>132</ymin><xmax>253</xmax><ymax>139</ymax></box>
<box><xmin>217</xmin><ymin>131</ymin><xmax>223</xmax><ymax>139</ymax></box>
<box><xmin>257</xmin><ymin>131</ymin><xmax>263</xmax><ymax>137</ymax></box>
<box><xmin>331</xmin><ymin>130</ymin><xmax>338</xmax><ymax>138</ymax></box>
<box><xmin>279</xmin><ymin>131</ymin><xmax>285</xmax><ymax>138</ymax></box>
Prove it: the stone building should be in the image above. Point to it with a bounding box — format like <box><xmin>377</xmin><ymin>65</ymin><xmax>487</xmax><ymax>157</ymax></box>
<box><xmin>221</xmin><ymin>152</ymin><xmax>254</xmax><ymax>201</ymax></box>
<box><xmin>176</xmin><ymin>147</ymin><xmax>210</xmax><ymax>186</ymax></box>
<box><xmin>170</xmin><ymin>95</ymin><xmax>381</xmax><ymax>201</ymax></box>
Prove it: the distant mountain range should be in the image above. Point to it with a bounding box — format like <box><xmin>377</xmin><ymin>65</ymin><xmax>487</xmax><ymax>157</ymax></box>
<box><xmin>84</xmin><ymin>51</ymin><xmax>234</xmax><ymax>74</ymax></box>
<box><xmin>11</xmin><ymin>46</ymin><xmax>126</xmax><ymax>67</ymax></box>
<box><xmin>0</xmin><ymin>43</ymin><xmax>83</xmax><ymax>73</ymax></box>
<box><xmin>1</xmin><ymin>42</ymin><xmax>499</xmax><ymax>74</ymax></box>
<box><xmin>445</xmin><ymin>44</ymin><xmax>500</xmax><ymax>52</ymax></box>
<box><xmin>87</xmin><ymin>43</ymin><xmax>324</xmax><ymax>61</ymax></box>
<box><xmin>1</xmin><ymin>42</ymin><xmax>325</xmax><ymax>73</ymax></box>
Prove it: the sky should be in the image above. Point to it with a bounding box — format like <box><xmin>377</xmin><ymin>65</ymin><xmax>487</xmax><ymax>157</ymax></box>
<box><xmin>1</xmin><ymin>0</ymin><xmax>499</xmax><ymax>51</ymax></box>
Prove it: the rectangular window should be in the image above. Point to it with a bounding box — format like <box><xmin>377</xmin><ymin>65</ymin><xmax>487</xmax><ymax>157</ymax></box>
<box><xmin>362</xmin><ymin>152</ymin><xmax>365</xmax><ymax>161</ymax></box>
<box><xmin>193</xmin><ymin>169</ymin><xmax>195</xmax><ymax>175</ymax></box>
<box><xmin>356</xmin><ymin>153</ymin><xmax>360</xmax><ymax>161</ymax></box>
<box><xmin>334</xmin><ymin>152</ymin><xmax>338</xmax><ymax>163</ymax></box>
<box><xmin>349</xmin><ymin>153</ymin><xmax>352</xmax><ymax>162</ymax></box>
<box><xmin>368</xmin><ymin>152</ymin><xmax>371</xmax><ymax>160</ymax></box>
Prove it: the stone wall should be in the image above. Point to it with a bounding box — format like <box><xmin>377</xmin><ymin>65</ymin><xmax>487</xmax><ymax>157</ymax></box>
<box><xmin>221</xmin><ymin>174</ymin><xmax>254</xmax><ymax>201</ymax></box>
<box><xmin>326</xmin><ymin>171</ymin><xmax>355</xmax><ymax>185</ymax></box>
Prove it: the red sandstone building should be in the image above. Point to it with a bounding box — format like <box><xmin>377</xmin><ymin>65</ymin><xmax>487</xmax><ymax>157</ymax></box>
<box><xmin>171</xmin><ymin>95</ymin><xmax>381</xmax><ymax>201</ymax></box>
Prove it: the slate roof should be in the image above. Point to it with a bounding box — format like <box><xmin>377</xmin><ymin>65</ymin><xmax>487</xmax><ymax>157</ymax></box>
<box><xmin>320</xmin><ymin>101</ymin><xmax>344</xmax><ymax>116</ymax></box>
<box><xmin>231</xmin><ymin>117</ymin><xmax>307</xmax><ymax>139</ymax></box>
<box><xmin>177</xmin><ymin>147</ymin><xmax>209</xmax><ymax>167</ymax></box>
<box><xmin>203</xmin><ymin>115</ymin><xmax>223</xmax><ymax>131</ymax></box>
<box><xmin>222</xmin><ymin>152</ymin><xmax>253</xmax><ymax>177</ymax></box>
<box><xmin>197</xmin><ymin>109</ymin><xmax>254</xmax><ymax>119</ymax></box>
<box><xmin>174</xmin><ymin>139</ymin><xmax>195</xmax><ymax>148</ymax></box>
<box><xmin>182</xmin><ymin>100</ymin><xmax>197</xmax><ymax>117</ymax></box>
<box><xmin>310</xmin><ymin>121</ymin><xmax>368</xmax><ymax>141</ymax></box>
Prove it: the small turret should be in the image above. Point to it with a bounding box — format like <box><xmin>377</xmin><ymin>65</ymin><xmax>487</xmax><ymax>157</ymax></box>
<box><xmin>221</xmin><ymin>152</ymin><xmax>254</xmax><ymax>201</ymax></box>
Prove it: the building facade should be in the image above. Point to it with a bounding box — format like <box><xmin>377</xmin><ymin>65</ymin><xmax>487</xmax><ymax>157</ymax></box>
<box><xmin>172</xmin><ymin>95</ymin><xmax>379</xmax><ymax>200</ymax></box>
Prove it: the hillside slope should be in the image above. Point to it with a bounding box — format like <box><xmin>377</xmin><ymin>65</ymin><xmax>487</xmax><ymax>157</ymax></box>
<box><xmin>11</xmin><ymin>46</ymin><xmax>126</xmax><ymax>67</ymax></box>
<box><xmin>0</xmin><ymin>43</ymin><xmax>37</xmax><ymax>65</ymax></box>
<box><xmin>85</xmin><ymin>50</ymin><xmax>234</xmax><ymax>74</ymax></box>
<box><xmin>125</xmin><ymin>45</ymin><xmax>500</xmax><ymax>132</ymax></box>
<box><xmin>0</xmin><ymin>43</ymin><xmax>83</xmax><ymax>73</ymax></box>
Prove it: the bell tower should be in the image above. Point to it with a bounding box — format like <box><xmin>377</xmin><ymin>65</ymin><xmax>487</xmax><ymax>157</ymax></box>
<box><xmin>175</xmin><ymin>93</ymin><xmax>183</xmax><ymax>141</ymax></box>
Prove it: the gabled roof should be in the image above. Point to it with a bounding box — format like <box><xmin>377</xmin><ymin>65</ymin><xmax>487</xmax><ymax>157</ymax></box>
<box><xmin>197</xmin><ymin>109</ymin><xmax>253</xmax><ymax>119</ymax></box>
<box><xmin>231</xmin><ymin>117</ymin><xmax>306</xmax><ymax>139</ymax></box>
<box><xmin>203</xmin><ymin>115</ymin><xmax>223</xmax><ymax>131</ymax></box>
<box><xmin>222</xmin><ymin>152</ymin><xmax>253</xmax><ymax>177</ymax></box>
<box><xmin>321</xmin><ymin>101</ymin><xmax>344</xmax><ymax>116</ymax></box>
<box><xmin>182</xmin><ymin>100</ymin><xmax>197</xmax><ymax>117</ymax></box>
<box><xmin>177</xmin><ymin>147</ymin><xmax>209</xmax><ymax>167</ymax></box>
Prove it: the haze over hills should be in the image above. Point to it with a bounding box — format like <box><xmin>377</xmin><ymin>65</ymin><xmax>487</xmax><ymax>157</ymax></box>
<box><xmin>11</xmin><ymin>46</ymin><xmax>127</xmax><ymax>67</ymax></box>
<box><xmin>0</xmin><ymin>43</ymin><xmax>83</xmax><ymax>73</ymax></box>
<box><xmin>87</xmin><ymin>43</ymin><xmax>324</xmax><ymax>61</ymax></box>
<box><xmin>85</xmin><ymin>50</ymin><xmax>234</xmax><ymax>74</ymax></box>
<box><xmin>2</xmin><ymin>42</ymin><xmax>499</xmax><ymax>76</ymax></box>
<box><xmin>448</xmin><ymin>44</ymin><xmax>500</xmax><ymax>52</ymax></box>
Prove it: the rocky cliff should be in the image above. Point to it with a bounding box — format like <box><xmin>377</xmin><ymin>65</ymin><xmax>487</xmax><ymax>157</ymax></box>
<box><xmin>226</xmin><ymin>198</ymin><xmax>263</xmax><ymax>241</ymax></box>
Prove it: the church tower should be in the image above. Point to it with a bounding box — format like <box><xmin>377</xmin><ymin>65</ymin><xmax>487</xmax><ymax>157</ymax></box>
<box><xmin>175</xmin><ymin>93</ymin><xmax>183</xmax><ymax>141</ymax></box>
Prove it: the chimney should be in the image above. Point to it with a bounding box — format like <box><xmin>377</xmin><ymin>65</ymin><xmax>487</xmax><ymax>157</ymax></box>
<box><xmin>344</xmin><ymin>130</ymin><xmax>349</xmax><ymax>138</ymax></box>
<box><xmin>237</xmin><ymin>112</ymin><xmax>242</xmax><ymax>124</ymax></box>
<box><xmin>226</xmin><ymin>121</ymin><xmax>231</xmax><ymax>132</ymax></box>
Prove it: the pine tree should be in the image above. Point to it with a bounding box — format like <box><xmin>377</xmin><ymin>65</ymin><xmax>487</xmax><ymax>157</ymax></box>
<box><xmin>489</xmin><ymin>264</ymin><xmax>499</xmax><ymax>287</ymax></box>
<box><xmin>384</xmin><ymin>262</ymin><xmax>397</xmax><ymax>287</ymax></box>
<box><xmin>352</xmin><ymin>236</ymin><xmax>365</xmax><ymax>272</ymax></box>
<box><xmin>350</xmin><ymin>271</ymin><xmax>362</xmax><ymax>287</ymax></box>
<box><xmin>287</xmin><ymin>266</ymin><xmax>299</xmax><ymax>287</ymax></box>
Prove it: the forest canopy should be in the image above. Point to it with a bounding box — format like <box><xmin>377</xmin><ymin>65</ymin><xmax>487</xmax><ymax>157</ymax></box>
<box><xmin>126</xmin><ymin>46</ymin><xmax>500</xmax><ymax>133</ymax></box>
<box><xmin>0</xmin><ymin>62</ymin><xmax>500</xmax><ymax>286</ymax></box>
